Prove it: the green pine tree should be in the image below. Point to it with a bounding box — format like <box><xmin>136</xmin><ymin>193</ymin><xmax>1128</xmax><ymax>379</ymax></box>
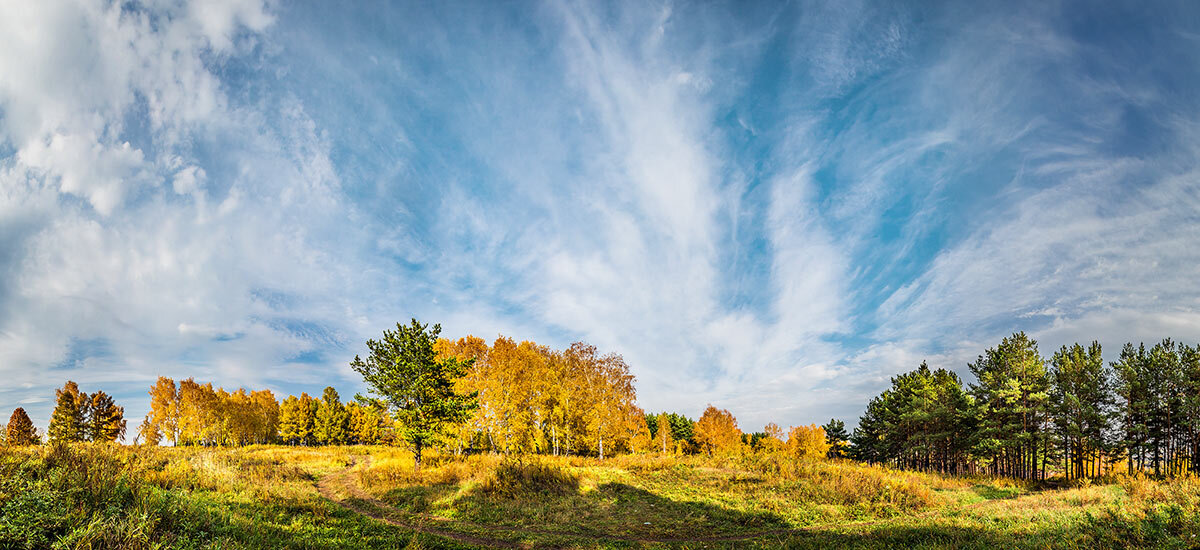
<box><xmin>822</xmin><ymin>418</ymin><xmax>849</xmax><ymax>458</ymax></box>
<box><xmin>350</xmin><ymin>319</ymin><xmax>478</xmax><ymax>472</ymax></box>
<box><xmin>1049</xmin><ymin>341</ymin><xmax>1112</xmax><ymax>479</ymax></box>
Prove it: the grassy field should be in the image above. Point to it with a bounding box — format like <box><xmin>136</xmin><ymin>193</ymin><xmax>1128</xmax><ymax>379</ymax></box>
<box><xmin>2</xmin><ymin>444</ymin><xmax>1199</xmax><ymax>549</ymax></box>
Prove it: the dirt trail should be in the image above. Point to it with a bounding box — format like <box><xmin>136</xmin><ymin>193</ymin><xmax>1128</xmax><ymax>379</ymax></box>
<box><xmin>316</xmin><ymin>457</ymin><xmax>1031</xmax><ymax>548</ymax></box>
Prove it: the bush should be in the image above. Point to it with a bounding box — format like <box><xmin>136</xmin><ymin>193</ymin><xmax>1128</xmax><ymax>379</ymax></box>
<box><xmin>476</xmin><ymin>457</ymin><xmax>580</xmax><ymax>499</ymax></box>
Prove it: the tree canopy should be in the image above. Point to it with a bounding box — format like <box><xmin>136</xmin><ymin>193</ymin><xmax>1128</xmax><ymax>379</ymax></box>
<box><xmin>350</xmin><ymin>319</ymin><xmax>478</xmax><ymax>471</ymax></box>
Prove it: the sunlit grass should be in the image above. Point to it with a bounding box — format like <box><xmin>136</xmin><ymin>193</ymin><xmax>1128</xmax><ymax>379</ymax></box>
<box><xmin>4</xmin><ymin>444</ymin><xmax>1200</xmax><ymax>548</ymax></box>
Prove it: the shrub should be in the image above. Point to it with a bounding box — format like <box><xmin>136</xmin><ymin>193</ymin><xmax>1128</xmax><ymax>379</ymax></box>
<box><xmin>476</xmin><ymin>457</ymin><xmax>580</xmax><ymax>499</ymax></box>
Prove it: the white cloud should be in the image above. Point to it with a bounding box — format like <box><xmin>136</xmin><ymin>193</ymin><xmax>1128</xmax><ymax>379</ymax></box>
<box><xmin>0</xmin><ymin>0</ymin><xmax>373</xmax><ymax>432</ymax></box>
<box><xmin>3</xmin><ymin>0</ymin><xmax>1198</xmax><ymax>439</ymax></box>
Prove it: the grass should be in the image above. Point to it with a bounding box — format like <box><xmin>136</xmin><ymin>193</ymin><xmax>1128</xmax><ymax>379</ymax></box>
<box><xmin>0</xmin><ymin>443</ymin><xmax>467</xmax><ymax>549</ymax></box>
<box><xmin>3</xmin><ymin>444</ymin><xmax>1200</xmax><ymax>548</ymax></box>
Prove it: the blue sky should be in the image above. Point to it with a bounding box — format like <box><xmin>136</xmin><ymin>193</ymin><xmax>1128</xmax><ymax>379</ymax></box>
<box><xmin>2</xmin><ymin>0</ymin><xmax>1199</xmax><ymax>435</ymax></box>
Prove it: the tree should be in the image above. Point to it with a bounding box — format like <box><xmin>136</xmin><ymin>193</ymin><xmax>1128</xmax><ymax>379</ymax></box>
<box><xmin>788</xmin><ymin>424</ymin><xmax>830</xmax><ymax>459</ymax></box>
<box><xmin>48</xmin><ymin>381</ymin><xmax>88</xmax><ymax>443</ymax></box>
<box><xmin>249</xmin><ymin>389</ymin><xmax>281</xmax><ymax>444</ymax></box>
<box><xmin>176</xmin><ymin>379</ymin><xmax>220</xmax><ymax>445</ymax></box>
<box><xmin>654</xmin><ymin>412</ymin><xmax>675</xmax><ymax>454</ymax></box>
<box><xmin>6</xmin><ymin>408</ymin><xmax>38</xmax><ymax>446</ymax></box>
<box><xmin>348</xmin><ymin>398</ymin><xmax>391</xmax><ymax>445</ymax></box>
<box><xmin>573</xmin><ymin>343</ymin><xmax>639</xmax><ymax>459</ymax></box>
<box><xmin>85</xmin><ymin>391</ymin><xmax>126</xmax><ymax>442</ymax></box>
<box><xmin>694</xmin><ymin>405</ymin><xmax>742</xmax><ymax>456</ymax></box>
<box><xmin>1049</xmin><ymin>342</ymin><xmax>1112</xmax><ymax>479</ymax></box>
<box><xmin>1113</xmin><ymin>343</ymin><xmax>1149</xmax><ymax>473</ymax></box>
<box><xmin>315</xmin><ymin>386</ymin><xmax>350</xmax><ymax>445</ymax></box>
<box><xmin>1179</xmin><ymin>344</ymin><xmax>1200</xmax><ymax>475</ymax></box>
<box><xmin>756</xmin><ymin>422</ymin><xmax>785</xmax><ymax>453</ymax></box>
<box><xmin>138</xmin><ymin>420</ymin><xmax>162</xmax><ymax>446</ymax></box>
<box><xmin>279</xmin><ymin>393</ymin><xmax>317</xmax><ymax>445</ymax></box>
<box><xmin>851</xmin><ymin>362</ymin><xmax>977</xmax><ymax>474</ymax></box>
<box><xmin>144</xmin><ymin>377</ymin><xmax>179</xmax><ymax>445</ymax></box>
<box><xmin>627</xmin><ymin>411</ymin><xmax>652</xmax><ymax>453</ymax></box>
<box><xmin>969</xmin><ymin>333</ymin><xmax>1050</xmax><ymax>480</ymax></box>
<box><xmin>350</xmin><ymin>319</ymin><xmax>479</xmax><ymax>472</ymax></box>
<box><xmin>822</xmin><ymin>418</ymin><xmax>849</xmax><ymax>458</ymax></box>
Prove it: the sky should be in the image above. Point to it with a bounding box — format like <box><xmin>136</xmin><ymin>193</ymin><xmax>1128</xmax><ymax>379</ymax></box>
<box><xmin>2</xmin><ymin>0</ymin><xmax>1199</xmax><ymax>436</ymax></box>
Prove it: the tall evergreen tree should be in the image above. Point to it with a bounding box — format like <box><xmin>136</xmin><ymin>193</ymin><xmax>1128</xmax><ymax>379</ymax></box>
<box><xmin>968</xmin><ymin>333</ymin><xmax>1050</xmax><ymax>480</ymax></box>
<box><xmin>84</xmin><ymin>391</ymin><xmax>126</xmax><ymax>442</ymax></box>
<box><xmin>1113</xmin><ymin>343</ymin><xmax>1150</xmax><ymax>473</ymax></box>
<box><xmin>48</xmin><ymin>381</ymin><xmax>88</xmax><ymax>443</ymax></box>
<box><xmin>848</xmin><ymin>363</ymin><xmax>975</xmax><ymax>473</ymax></box>
<box><xmin>1179</xmin><ymin>344</ymin><xmax>1200</xmax><ymax>475</ymax></box>
<box><xmin>6</xmin><ymin>408</ymin><xmax>38</xmax><ymax>446</ymax></box>
<box><xmin>822</xmin><ymin>418</ymin><xmax>849</xmax><ymax>458</ymax></box>
<box><xmin>1049</xmin><ymin>342</ymin><xmax>1112</xmax><ymax>479</ymax></box>
<box><xmin>350</xmin><ymin>319</ymin><xmax>478</xmax><ymax>472</ymax></box>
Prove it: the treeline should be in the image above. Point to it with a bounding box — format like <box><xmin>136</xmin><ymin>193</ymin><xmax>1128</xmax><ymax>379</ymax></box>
<box><xmin>1</xmin><ymin>382</ymin><xmax>127</xmax><ymax>446</ymax></box>
<box><xmin>140</xmin><ymin>378</ymin><xmax>281</xmax><ymax>446</ymax></box>
<box><xmin>278</xmin><ymin>388</ymin><xmax>393</xmax><ymax>445</ymax></box>
<box><xmin>4</xmin><ymin>319</ymin><xmax>852</xmax><ymax>467</ymax></box>
<box><xmin>852</xmin><ymin>333</ymin><xmax>1200</xmax><ymax>480</ymax></box>
<box><xmin>642</xmin><ymin>405</ymin><xmax>842</xmax><ymax>460</ymax></box>
<box><xmin>139</xmin><ymin>379</ymin><xmax>396</xmax><ymax>447</ymax></box>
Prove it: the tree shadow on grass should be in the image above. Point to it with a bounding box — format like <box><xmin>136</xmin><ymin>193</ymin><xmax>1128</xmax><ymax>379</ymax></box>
<box><xmin>195</xmin><ymin>494</ymin><xmax>476</xmax><ymax>549</ymax></box>
<box><xmin>968</xmin><ymin>484</ymin><xmax>1023</xmax><ymax>500</ymax></box>
<box><xmin>382</xmin><ymin>480</ymin><xmax>794</xmax><ymax>546</ymax></box>
<box><xmin>383</xmin><ymin>482</ymin><xmax>461</xmax><ymax>514</ymax></box>
<box><xmin>761</xmin><ymin>524</ymin><xmax>1068</xmax><ymax>550</ymax></box>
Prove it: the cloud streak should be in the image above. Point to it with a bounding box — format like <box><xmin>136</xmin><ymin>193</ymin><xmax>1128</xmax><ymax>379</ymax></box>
<box><xmin>2</xmin><ymin>0</ymin><xmax>1199</xmax><ymax>435</ymax></box>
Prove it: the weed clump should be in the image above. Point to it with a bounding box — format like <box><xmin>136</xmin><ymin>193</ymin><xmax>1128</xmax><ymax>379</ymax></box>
<box><xmin>477</xmin><ymin>457</ymin><xmax>580</xmax><ymax>499</ymax></box>
<box><xmin>0</xmin><ymin>443</ymin><xmax>216</xmax><ymax>548</ymax></box>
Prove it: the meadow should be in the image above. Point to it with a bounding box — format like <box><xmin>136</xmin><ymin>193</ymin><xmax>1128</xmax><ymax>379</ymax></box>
<box><xmin>3</xmin><ymin>443</ymin><xmax>1199</xmax><ymax>549</ymax></box>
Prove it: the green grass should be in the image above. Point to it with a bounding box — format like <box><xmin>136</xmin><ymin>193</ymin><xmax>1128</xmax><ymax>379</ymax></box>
<box><xmin>3</xmin><ymin>444</ymin><xmax>1200</xmax><ymax>549</ymax></box>
<box><xmin>0</xmin><ymin>443</ymin><xmax>466</xmax><ymax>549</ymax></box>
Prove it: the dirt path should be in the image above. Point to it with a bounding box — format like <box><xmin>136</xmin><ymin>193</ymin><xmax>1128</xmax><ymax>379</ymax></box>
<box><xmin>317</xmin><ymin>457</ymin><xmax>1032</xmax><ymax>548</ymax></box>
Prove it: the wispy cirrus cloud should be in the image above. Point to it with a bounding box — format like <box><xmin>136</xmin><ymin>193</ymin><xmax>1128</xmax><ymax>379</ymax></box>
<box><xmin>2</xmin><ymin>0</ymin><xmax>1200</xmax><ymax>435</ymax></box>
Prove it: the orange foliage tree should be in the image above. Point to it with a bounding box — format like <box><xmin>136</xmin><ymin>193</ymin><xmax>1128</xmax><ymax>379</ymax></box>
<box><xmin>694</xmin><ymin>405</ymin><xmax>742</xmax><ymax>456</ymax></box>
<box><xmin>143</xmin><ymin>377</ymin><xmax>279</xmax><ymax>446</ymax></box>
<box><xmin>435</xmin><ymin>336</ymin><xmax>641</xmax><ymax>458</ymax></box>
<box><xmin>787</xmin><ymin>424</ymin><xmax>831</xmax><ymax>459</ymax></box>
